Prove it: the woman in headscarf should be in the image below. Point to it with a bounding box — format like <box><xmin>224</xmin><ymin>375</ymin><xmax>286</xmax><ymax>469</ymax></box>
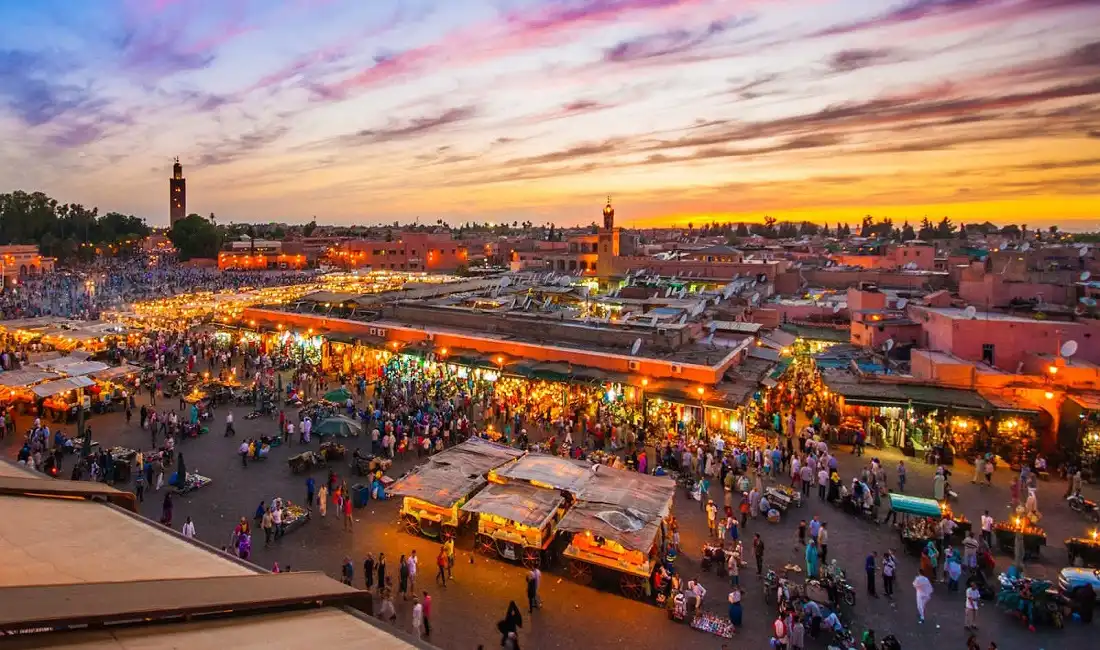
<box><xmin>498</xmin><ymin>600</ymin><xmax>524</xmax><ymax>646</ymax></box>
<box><xmin>805</xmin><ymin>539</ymin><xmax>820</xmax><ymax>578</ymax></box>
<box><xmin>398</xmin><ymin>553</ymin><xmax>410</xmax><ymax>600</ymax></box>
<box><xmin>933</xmin><ymin>472</ymin><xmax>945</xmax><ymax>501</ymax></box>
<box><xmin>161</xmin><ymin>492</ymin><xmax>173</xmax><ymax>526</ymax></box>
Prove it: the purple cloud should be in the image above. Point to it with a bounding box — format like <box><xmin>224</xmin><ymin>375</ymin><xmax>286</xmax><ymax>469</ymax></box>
<box><xmin>348</xmin><ymin>106</ymin><xmax>478</xmax><ymax>145</ymax></box>
<box><xmin>603</xmin><ymin>18</ymin><xmax>748</xmax><ymax>64</ymax></box>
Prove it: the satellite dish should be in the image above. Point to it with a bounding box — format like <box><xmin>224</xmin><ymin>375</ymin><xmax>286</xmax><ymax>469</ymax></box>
<box><xmin>1062</xmin><ymin>340</ymin><xmax>1078</xmax><ymax>358</ymax></box>
<box><xmin>751</xmin><ymin>292</ymin><xmax>761</xmax><ymax>304</ymax></box>
<box><xmin>964</xmin><ymin>305</ymin><xmax>977</xmax><ymax>319</ymax></box>
<box><xmin>709</xmin><ymin>321</ymin><xmax>718</xmax><ymax>334</ymax></box>
<box><xmin>678</xmin><ymin>288</ymin><xmax>687</xmax><ymax>299</ymax></box>
<box><xmin>678</xmin><ymin>314</ymin><xmax>688</xmax><ymax>325</ymax></box>
<box><xmin>704</xmin><ymin>332</ymin><xmax>715</xmax><ymax>346</ymax></box>
<box><xmin>542</xmin><ymin>297</ymin><xmax>551</xmax><ymax>309</ymax></box>
<box><xmin>1021</xmin><ymin>242</ymin><xmax>1031</xmax><ymax>251</ymax></box>
<box><xmin>1080</xmin><ymin>247</ymin><xmax>1090</xmax><ymax>258</ymax></box>
<box><xmin>832</xmin><ymin>304</ymin><xmax>841</xmax><ymax>314</ymax></box>
<box><xmin>897</xmin><ymin>298</ymin><xmax>908</xmax><ymax>309</ymax></box>
<box><xmin>1081</xmin><ymin>271</ymin><xmax>1091</xmax><ymax>282</ymax></box>
<box><xmin>884</xmin><ymin>338</ymin><xmax>895</xmax><ymax>351</ymax></box>
<box><xmin>664</xmin><ymin>287</ymin><xmax>672</xmax><ymax>297</ymax></box>
<box><xmin>500</xmin><ymin>277</ymin><xmax>512</xmax><ymax>288</ymax></box>
<box><xmin>630</xmin><ymin>338</ymin><xmax>641</xmax><ymax>356</ymax></box>
<box><xmin>757</xmin><ymin>273</ymin><xmax>768</xmax><ymax>283</ymax></box>
<box><xmin>579</xmin><ymin>286</ymin><xmax>590</xmax><ymax>296</ymax></box>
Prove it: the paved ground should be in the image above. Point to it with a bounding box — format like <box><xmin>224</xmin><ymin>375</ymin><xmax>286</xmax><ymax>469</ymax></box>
<box><xmin>7</xmin><ymin>376</ymin><xmax>1100</xmax><ymax>650</ymax></box>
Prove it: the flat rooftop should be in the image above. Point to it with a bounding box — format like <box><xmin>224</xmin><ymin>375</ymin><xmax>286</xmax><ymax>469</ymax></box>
<box><xmin>918</xmin><ymin>306</ymin><xmax>1052</xmax><ymax>324</ymax></box>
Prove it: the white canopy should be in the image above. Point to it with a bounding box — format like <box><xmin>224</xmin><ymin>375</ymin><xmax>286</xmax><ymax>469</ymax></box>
<box><xmin>33</xmin><ymin>376</ymin><xmax>96</xmax><ymax>398</ymax></box>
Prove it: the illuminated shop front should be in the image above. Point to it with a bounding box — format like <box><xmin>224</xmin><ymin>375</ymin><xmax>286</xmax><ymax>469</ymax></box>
<box><xmin>1060</xmin><ymin>393</ymin><xmax>1100</xmax><ymax>481</ymax></box>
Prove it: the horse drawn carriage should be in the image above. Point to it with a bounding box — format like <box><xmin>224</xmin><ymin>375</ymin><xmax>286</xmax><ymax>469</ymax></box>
<box><xmin>288</xmin><ymin>450</ymin><xmax>324</xmax><ymax>474</ymax></box>
<box><xmin>351</xmin><ymin>450</ymin><xmax>391</xmax><ymax>476</ymax></box>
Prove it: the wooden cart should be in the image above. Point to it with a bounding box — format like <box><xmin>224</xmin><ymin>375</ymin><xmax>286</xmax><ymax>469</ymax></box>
<box><xmin>462</xmin><ymin>482</ymin><xmax>564</xmax><ymax>569</ymax></box>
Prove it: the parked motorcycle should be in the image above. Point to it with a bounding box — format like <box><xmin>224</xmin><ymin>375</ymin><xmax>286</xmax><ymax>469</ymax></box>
<box><xmin>996</xmin><ymin>572</ymin><xmax>1064</xmax><ymax>629</ymax></box>
<box><xmin>1067</xmin><ymin>493</ymin><xmax>1100</xmax><ymax>522</ymax></box>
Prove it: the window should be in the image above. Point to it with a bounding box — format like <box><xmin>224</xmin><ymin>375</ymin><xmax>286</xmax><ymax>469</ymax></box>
<box><xmin>981</xmin><ymin>343</ymin><xmax>995</xmax><ymax>366</ymax></box>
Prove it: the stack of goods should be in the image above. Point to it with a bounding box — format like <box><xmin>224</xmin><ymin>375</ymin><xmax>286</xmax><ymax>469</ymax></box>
<box><xmin>902</xmin><ymin>517</ymin><xmax>936</xmax><ymax>541</ymax></box>
<box><xmin>765</xmin><ymin>485</ymin><xmax>801</xmax><ymax>510</ymax></box>
<box><xmin>691</xmin><ymin>610</ymin><xmax>735</xmax><ymax>638</ymax></box>
<box><xmin>182</xmin><ymin>473</ymin><xmax>212</xmax><ymax>491</ymax></box>
<box><xmin>281</xmin><ymin>499</ymin><xmax>310</xmax><ymax>532</ymax></box>
<box><xmin>109</xmin><ymin>447</ymin><xmax>137</xmax><ymax>462</ymax></box>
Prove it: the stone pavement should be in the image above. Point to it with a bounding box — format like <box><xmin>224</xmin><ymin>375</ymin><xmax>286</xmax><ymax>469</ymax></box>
<box><xmin>6</xmin><ymin>386</ymin><xmax>1099</xmax><ymax>650</ymax></box>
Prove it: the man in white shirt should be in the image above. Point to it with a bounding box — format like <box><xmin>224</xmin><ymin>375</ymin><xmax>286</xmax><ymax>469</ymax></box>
<box><xmin>224</xmin><ymin>410</ymin><xmax>235</xmax><ymax>437</ymax></box>
<box><xmin>182</xmin><ymin>517</ymin><xmax>196</xmax><ymax>539</ymax></box>
<box><xmin>980</xmin><ymin>510</ymin><xmax>994</xmax><ymax>548</ymax></box>
<box><xmin>407</xmin><ymin>551</ymin><xmax>419</xmax><ymax>592</ymax></box>
<box><xmin>239</xmin><ymin>440</ymin><xmax>250</xmax><ymax>467</ymax></box>
<box><xmin>302</xmin><ymin>416</ymin><xmax>312</xmax><ymax>444</ymax></box>
<box><xmin>882</xmin><ymin>550</ymin><xmax>896</xmax><ymax>597</ymax></box>
<box><xmin>965</xmin><ymin>582</ymin><xmax>980</xmax><ymax>629</ymax></box>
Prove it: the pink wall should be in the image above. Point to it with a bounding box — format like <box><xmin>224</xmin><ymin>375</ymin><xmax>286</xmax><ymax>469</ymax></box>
<box><xmin>958</xmin><ymin>273</ymin><xmax>1075</xmax><ymax>307</ymax></box>
<box><xmin>914</xmin><ymin>307</ymin><xmax>1100</xmax><ymax>370</ymax></box>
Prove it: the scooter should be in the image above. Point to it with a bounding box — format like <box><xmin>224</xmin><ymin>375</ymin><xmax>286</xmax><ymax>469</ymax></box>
<box><xmin>1067</xmin><ymin>493</ymin><xmax>1100</xmax><ymax>522</ymax></box>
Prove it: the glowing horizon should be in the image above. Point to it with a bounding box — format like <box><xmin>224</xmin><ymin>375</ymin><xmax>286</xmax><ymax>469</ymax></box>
<box><xmin>1</xmin><ymin>0</ymin><xmax>1099</xmax><ymax>229</ymax></box>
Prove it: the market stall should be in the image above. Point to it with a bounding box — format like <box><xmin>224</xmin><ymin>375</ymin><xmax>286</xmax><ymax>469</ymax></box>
<box><xmin>557</xmin><ymin>464</ymin><xmax>676</xmax><ymax>600</ymax></box>
<box><xmin>271</xmin><ymin>496</ymin><xmax>311</xmax><ymax>535</ymax></box>
<box><xmin>764</xmin><ymin>485</ymin><xmax>802</xmax><ymax>512</ymax></box>
<box><xmin>463</xmin><ymin>481</ymin><xmax>565</xmax><ymax>568</ymax></box>
<box><xmin>1066</xmin><ymin>530</ymin><xmax>1100</xmax><ymax>567</ymax></box>
<box><xmin>34</xmin><ymin>376</ymin><xmax>95</xmax><ymax>423</ymax></box>
<box><xmin>885</xmin><ymin>493</ymin><xmax>950</xmax><ymax>555</ymax></box>
<box><xmin>390</xmin><ymin>438</ymin><xmax>525</xmax><ymax>540</ymax></box>
<box><xmin>994</xmin><ymin>517</ymin><xmax>1047</xmax><ymax>560</ymax></box>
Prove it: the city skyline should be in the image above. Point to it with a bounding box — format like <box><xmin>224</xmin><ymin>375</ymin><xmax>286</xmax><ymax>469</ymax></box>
<box><xmin>1</xmin><ymin>0</ymin><xmax>1099</xmax><ymax>228</ymax></box>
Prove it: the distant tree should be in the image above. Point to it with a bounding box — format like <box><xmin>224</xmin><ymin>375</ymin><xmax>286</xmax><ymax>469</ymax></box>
<box><xmin>778</xmin><ymin>222</ymin><xmax>798</xmax><ymax>238</ymax></box>
<box><xmin>736</xmin><ymin>223</ymin><xmax>750</xmax><ymax>237</ymax></box>
<box><xmin>1049</xmin><ymin>225</ymin><xmax>1059</xmax><ymax>236</ymax></box>
<box><xmin>303</xmin><ymin>219</ymin><xmax>317</xmax><ymax>237</ymax></box>
<box><xmin>799</xmin><ymin>221</ymin><xmax>819</xmax><ymax>236</ymax></box>
<box><xmin>168</xmin><ymin>214</ymin><xmax>222</xmax><ymax>261</ymax></box>
<box><xmin>820</xmin><ymin>224</ymin><xmax>831</xmax><ymax>237</ymax></box>
<box><xmin>860</xmin><ymin>215</ymin><xmax>874</xmax><ymax>237</ymax></box>
<box><xmin>900</xmin><ymin>221</ymin><xmax>916</xmax><ymax>242</ymax></box>
<box><xmin>957</xmin><ymin>223</ymin><xmax>968</xmax><ymax>240</ymax></box>
<box><xmin>918</xmin><ymin>217</ymin><xmax>934</xmax><ymax>240</ymax></box>
<box><xmin>999</xmin><ymin>224</ymin><xmax>1021</xmax><ymax>239</ymax></box>
<box><xmin>935</xmin><ymin>216</ymin><xmax>955</xmax><ymax>238</ymax></box>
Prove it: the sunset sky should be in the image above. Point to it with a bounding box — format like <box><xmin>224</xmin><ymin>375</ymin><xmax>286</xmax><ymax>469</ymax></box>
<box><xmin>1</xmin><ymin>0</ymin><xmax>1098</xmax><ymax>228</ymax></box>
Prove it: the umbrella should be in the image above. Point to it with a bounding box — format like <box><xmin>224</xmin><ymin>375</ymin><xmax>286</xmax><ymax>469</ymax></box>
<box><xmin>172</xmin><ymin>452</ymin><xmax>187</xmax><ymax>488</ymax></box>
<box><xmin>323</xmin><ymin>388</ymin><xmax>353</xmax><ymax>403</ymax></box>
<box><xmin>313</xmin><ymin>415</ymin><xmax>363</xmax><ymax>438</ymax></box>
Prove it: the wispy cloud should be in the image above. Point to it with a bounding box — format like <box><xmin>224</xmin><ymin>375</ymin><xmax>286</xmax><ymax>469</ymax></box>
<box><xmin>346</xmin><ymin>106</ymin><xmax>478</xmax><ymax>145</ymax></box>
<box><xmin>826</xmin><ymin>48</ymin><xmax>903</xmax><ymax>73</ymax></box>
<box><xmin>197</xmin><ymin>125</ymin><xmax>290</xmax><ymax>166</ymax></box>
<box><xmin>602</xmin><ymin>18</ymin><xmax>746</xmax><ymax>64</ymax></box>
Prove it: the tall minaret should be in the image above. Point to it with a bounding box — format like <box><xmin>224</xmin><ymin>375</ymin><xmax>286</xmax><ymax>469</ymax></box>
<box><xmin>596</xmin><ymin>195</ymin><xmax>620</xmax><ymax>277</ymax></box>
<box><xmin>169</xmin><ymin>157</ymin><xmax>186</xmax><ymax>226</ymax></box>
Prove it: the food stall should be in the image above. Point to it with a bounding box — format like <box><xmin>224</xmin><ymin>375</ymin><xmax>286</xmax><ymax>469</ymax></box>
<box><xmin>557</xmin><ymin>464</ymin><xmax>676</xmax><ymax>600</ymax></box>
<box><xmin>390</xmin><ymin>438</ymin><xmax>525</xmax><ymax>540</ymax></box>
<box><xmin>1066</xmin><ymin>530</ymin><xmax>1100</xmax><ymax>567</ymax></box>
<box><xmin>34</xmin><ymin>376</ymin><xmax>95</xmax><ymax>423</ymax></box>
<box><xmin>994</xmin><ymin>517</ymin><xmax>1047</xmax><ymax>559</ymax></box>
<box><xmin>271</xmin><ymin>496</ymin><xmax>311</xmax><ymax>535</ymax></box>
<box><xmin>764</xmin><ymin>485</ymin><xmax>802</xmax><ymax>512</ymax></box>
<box><xmin>462</xmin><ymin>481</ymin><xmax>565</xmax><ymax>568</ymax></box>
<box><xmin>885</xmin><ymin>494</ymin><xmax>952</xmax><ymax>555</ymax></box>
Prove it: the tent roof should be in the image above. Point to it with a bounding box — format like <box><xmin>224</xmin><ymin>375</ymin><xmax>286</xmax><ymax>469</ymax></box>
<box><xmin>460</xmin><ymin>482</ymin><xmax>564</xmax><ymax>527</ymax></box>
<box><xmin>389</xmin><ymin>438</ymin><xmax>525</xmax><ymax>507</ymax></box>
<box><xmin>0</xmin><ymin>369</ymin><xmax>59</xmax><ymax>388</ymax></box>
<box><xmin>491</xmin><ymin>454</ymin><xmax>595</xmax><ymax>493</ymax></box>
<box><xmin>33</xmin><ymin>376</ymin><xmax>96</xmax><ymax>398</ymax></box>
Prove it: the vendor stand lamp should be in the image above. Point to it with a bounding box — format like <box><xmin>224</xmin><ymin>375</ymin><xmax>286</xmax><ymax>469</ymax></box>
<box><xmin>697</xmin><ymin>386</ymin><xmax>707</xmax><ymax>434</ymax></box>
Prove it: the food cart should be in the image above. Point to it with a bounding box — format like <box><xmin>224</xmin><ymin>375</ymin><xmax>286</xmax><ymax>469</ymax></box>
<box><xmin>390</xmin><ymin>438</ymin><xmax>525</xmax><ymax>540</ymax></box>
<box><xmin>463</xmin><ymin>481</ymin><xmax>565</xmax><ymax>568</ymax></box>
<box><xmin>1066</xmin><ymin>531</ymin><xmax>1100</xmax><ymax>567</ymax></box>
<box><xmin>271</xmin><ymin>496</ymin><xmax>311</xmax><ymax>535</ymax></box>
<box><xmin>994</xmin><ymin>517</ymin><xmax>1047</xmax><ymax>559</ymax></box>
<box><xmin>764</xmin><ymin>485</ymin><xmax>802</xmax><ymax>512</ymax></box>
<box><xmin>885</xmin><ymin>493</ymin><xmax>946</xmax><ymax>555</ymax></box>
<box><xmin>556</xmin><ymin>465</ymin><xmax>676</xmax><ymax>600</ymax></box>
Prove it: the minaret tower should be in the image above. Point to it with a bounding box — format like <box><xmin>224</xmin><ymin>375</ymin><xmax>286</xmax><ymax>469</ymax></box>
<box><xmin>169</xmin><ymin>157</ymin><xmax>186</xmax><ymax>226</ymax></box>
<box><xmin>596</xmin><ymin>195</ymin><xmax>620</xmax><ymax>277</ymax></box>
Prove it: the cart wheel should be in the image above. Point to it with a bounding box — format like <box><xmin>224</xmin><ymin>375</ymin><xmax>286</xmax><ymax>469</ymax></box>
<box><xmin>620</xmin><ymin>574</ymin><xmax>646</xmax><ymax>600</ymax></box>
<box><xmin>402</xmin><ymin>514</ymin><xmax>420</xmax><ymax>536</ymax></box>
<box><xmin>521</xmin><ymin>547</ymin><xmax>541</xmax><ymax>569</ymax></box>
<box><xmin>441</xmin><ymin>524</ymin><xmax>457</xmax><ymax>541</ymax></box>
<box><xmin>476</xmin><ymin>533</ymin><xmax>496</xmax><ymax>556</ymax></box>
<box><xmin>568</xmin><ymin>559</ymin><xmax>593</xmax><ymax>586</ymax></box>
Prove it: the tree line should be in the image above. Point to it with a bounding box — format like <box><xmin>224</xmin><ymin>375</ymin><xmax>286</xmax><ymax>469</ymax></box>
<box><xmin>0</xmin><ymin>191</ymin><xmax>150</xmax><ymax>261</ymax></box>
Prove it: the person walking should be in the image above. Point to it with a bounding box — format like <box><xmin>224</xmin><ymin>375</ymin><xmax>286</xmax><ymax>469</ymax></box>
<box><xmin>818</xmin><ymin>523</ymin><xmax>829</xmax><ymax>564</ymax></box>
<box><xmin>318</xmin><ymin>484</ymin><xmax>328</xmax><ymax>517</ymax></box>
<box><xmin>364</xmin><ymin>553</ymin><xmax>375</xmax><ymax>591</ymax></box>
<box><xmin>882</xmin><ymin>550</ymin><xmax>896</xmax><ymax>598</ymax></box>
<box><xmin>753</xmin><ymin>533</ymin><xmax>765</xmax><ymax>574</ymax></box>
<box><xmin>407</xmin><ymin>550</ymin><xmax>418</xmax><ymax>593</ymax></box>
<box><xmin>398</xmin><ymin>554</ymin><xmax>410</xmax><ymax>600</ymax></box>
<box><xmin>913</xmin><ymin>573</ymin><xmax>933</xmax><ymax>623</ymax></box>
<box><xmin>305</xmin><ymin>476</ymin><xmax>315</xmax><ymax>512</ymax></box>
<box><xmin>377</xmin><ymin>553</ymin><xmax>387</xmax><ymax>592</ymax></box>
<box><xmin>435</xmin><ymin>546</ymin><xmax>448</xmax><ymax>587</ymax></box>
<box><xmin>865</xmin><ymin>551</ymin><xmax>878</xmax><ymax>597</ymax></box>
<box><xmin>443</xmin><ymin>537</ymin><xmax>456</xmax><ymax>580</ymax></box>
<box><xmin>181</xmin><ymin>516</ymin><xmax>196</xmax><ymax>539</ymax></box>
<box><xmin>980</xmin><ymin>510</ymin><xmax>994</xmax><ymax>549</ymax></box>
<box><xmin>421</xmin><ymin>591</ymin><xmax>432</xmax><ymax>638</ymax></box>
<box><xmin>340</xmin><ymin>556</ymin><xmax>354</xmax><ymax>585</ymax></box>
<box><xmin>342</xmin><ymin>489</ymin><xmax>353</xmax><ymax>531</ymax></box>
<box><xmin>526</xmin><ymin>566</ymin><xmax>540</xmax><ymax>613</ymax></box>
<box><xmin>897</xmin><ymin>460</ymin><xmax>907</xmax><ymax>493</ymax></box>
<box><xmin>965</xmin><ymin>580</ymin><xmax>980</xmax><ymax>630</ymax></box>
<box><xmin>411</xmin><ymin>596</ymin><xmax>423</xmax><ymax>639</ymax></box>
<box><xmin>262</xmin><ymin>507</ymin><xmax>274</xmax><ymax>547</ymax></box>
